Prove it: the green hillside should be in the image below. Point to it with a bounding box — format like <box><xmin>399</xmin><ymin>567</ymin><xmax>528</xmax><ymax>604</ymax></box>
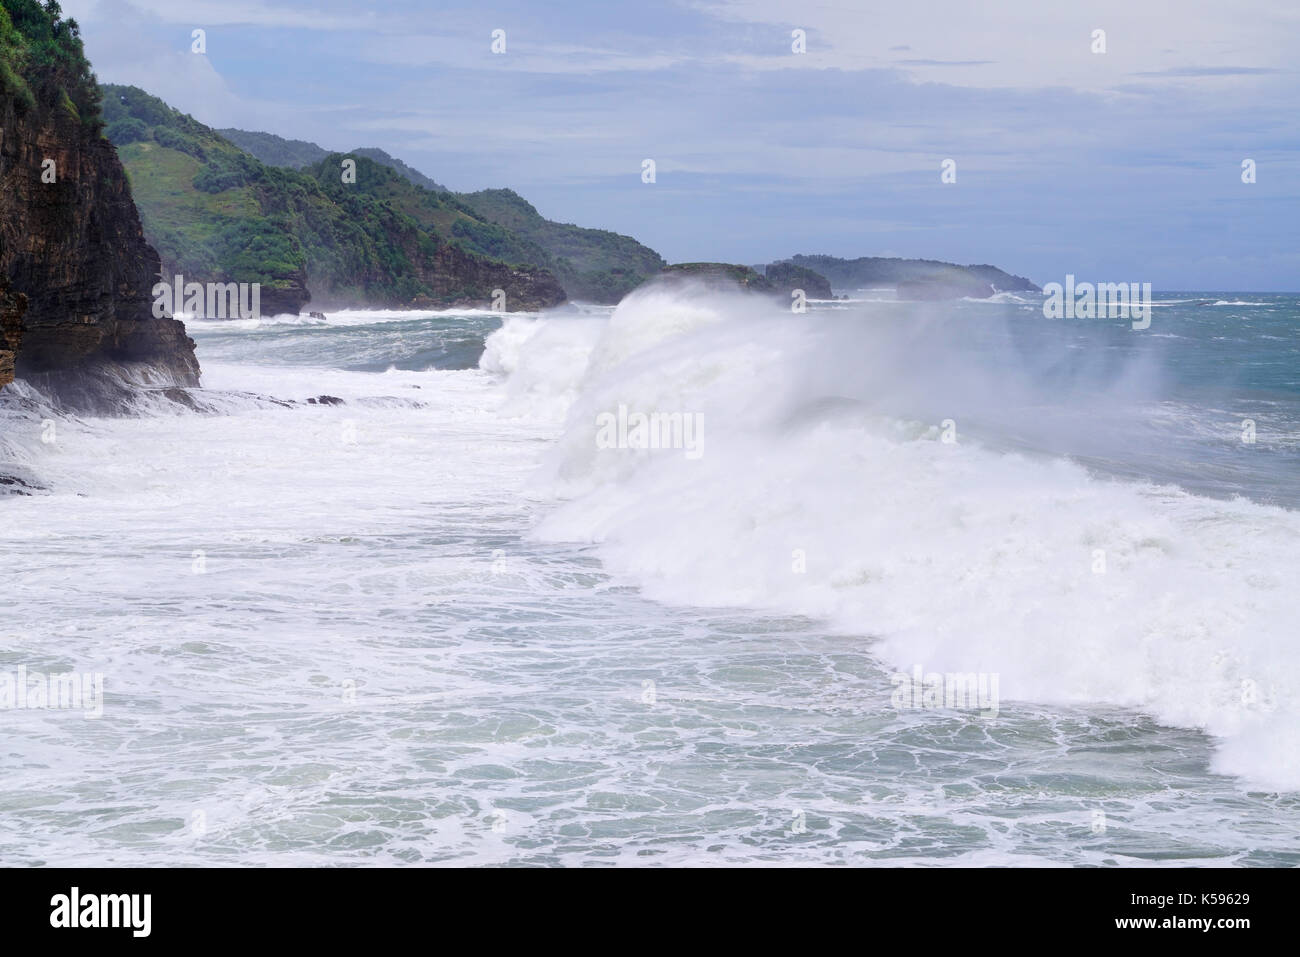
<box><xmin>352</xmin><ymin>147</ymin><xmax>449</xmax><ymax>193</ymax></box>
<box><xmin>457</xmin><ymin>189</ymin><xmax>664</xmax><ymax>302</ymax></box>
<box><xmin>228</xmin><ymin>128</ymin><xmax>664</xmax><ymax>302</ymax></box>
<box><xmin>215</xmin><ymin>128</ymin><xmax>327</xmax><ymax>169</ymax></box>
<box><xmin>101</xmin><ymin>84</ymin><xmax>565</xmax><ymax>312</ymax></box>
<box><xmin>219</xmin><ymin>130</ymin><xmax>452</xmax><ymax>195</ymax></box>
<box><xmin>1</xmin><ymin>0</ymin><xmax>100</xmax><ymax>126</ymax></box>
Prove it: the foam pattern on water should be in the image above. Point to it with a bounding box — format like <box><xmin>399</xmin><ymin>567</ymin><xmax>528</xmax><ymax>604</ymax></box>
<box><xmin>2</xmin><ymin>304</ymin><xmax>1298</xmax><ymax>865</ymax></box>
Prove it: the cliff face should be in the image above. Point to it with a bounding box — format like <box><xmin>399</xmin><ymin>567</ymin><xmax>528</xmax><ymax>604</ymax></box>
<box><xmin>254</xmin><ymin>270</ymin><xmax>311</xmax><ymax>317</ymax></box>
<box><xmin>0</xmin><ymin>4</ymin><xmax>199</xmax><ymax>410</ymax></box>
<box><xmin>410</xmin><ymin>242</ymin><xmax>567</xmax><ymax>311</ymax></box>
<box><xmin>0</xmin><ymin>90</ymin><xmax>199</xmax><ymax>408</ymax></box>
<box><xmin>0</xmin><ymin>277</ymin><xmax>24</xmax><ymax>388</ymax></box>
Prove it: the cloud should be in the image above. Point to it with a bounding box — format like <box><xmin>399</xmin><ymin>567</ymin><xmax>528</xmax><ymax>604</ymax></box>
<box><xmin>1132</xmin><ymin>66</ymin><xmax>1283</xmax><ymax>77</ymax></box>
<box><xmin>54</xmin><ymin>0</ymin><xmax>1300</xmax><ymax>287</ymax></box>
<box><xmin>64</xmin><ymin>0</ymin><xmax>373</xmax><ymax>31</ymax></box>
<box><xmin>692</xmin><ymin>0</ymin><xmax>1298</xmax><ymax>92</ymax></box>
<box><xmin>895</xmin><ymin>59</ymin><xmax>994</xmax><ymax>67</ymax></box>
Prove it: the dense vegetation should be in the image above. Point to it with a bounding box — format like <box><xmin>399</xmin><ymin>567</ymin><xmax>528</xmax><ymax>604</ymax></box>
<box><xmin>458</xmin><ymin>189</ymin><xmax>665</xmax><ymax>302</ymax></box>
<box><xmin>215</xmin><ymin>128</ymin><xmax>328</xmax><ymax>169</ymax></box>
<box><xmin>351</xmin><ymin>147</ymin><xmax>448</xmax><ymax>193</ymax></box>
<box><xmin>763</xmin><ymin>261</ymin><xmax>833</xmax><ymax>299</ymax></box>
<box><xmin>659</xmin><ymin>262</ymin><xmax>774</xmax><ymax>291</ymax></box>
<box><xmin>101</xmin><ymin>84</ymin><xmax>566</xmax><ymax>308</ymax></box>
<box><xmin>228</xmin><ymin>128</ymin><xmax>665</xmax><ymax>302</ymax></box>
<box><xmin>1</xmin><ymin>0</ymin><xmax>101</xmax><ymax>125</ymax></box>
<box><xmin>220</xmin><ymin>131</ymin><xmax>452</xmax><ymax>193</ymax></box>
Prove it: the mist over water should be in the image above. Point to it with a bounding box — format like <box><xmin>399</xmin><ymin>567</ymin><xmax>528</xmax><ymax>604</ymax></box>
<box><xmin>1</xmin><ymin>293</ymin><xmax>1298</xmax><ymax>865</ymax></box>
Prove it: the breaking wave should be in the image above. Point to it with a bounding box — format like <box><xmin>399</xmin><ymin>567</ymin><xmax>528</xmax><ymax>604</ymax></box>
<box><xmin>485</xmin><ymin>282</ymin><xmax>1300</xmax><ymax>790</ymax></box>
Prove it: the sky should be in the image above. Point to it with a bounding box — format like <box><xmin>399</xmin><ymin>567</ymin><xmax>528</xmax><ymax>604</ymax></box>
<box><xmin>61</xmin><ymin>0</ymin><xmax>1300</xmax><ymax>290</ymax></box>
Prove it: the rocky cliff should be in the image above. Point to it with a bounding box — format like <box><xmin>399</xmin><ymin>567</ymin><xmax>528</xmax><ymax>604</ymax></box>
<box><xmin>0</xmin><ymin>2</ymin><xmax>198</xmax><ymax>410</ymax></box>
<box><xmin>404</xmin><ymin>237</ymin><xmax>566</xmax><ymax>312</ymax></box>
<box><xmin>0</xmin><ymin>277</ymin><xmax>24</xmax><ymax>388</ymax></box>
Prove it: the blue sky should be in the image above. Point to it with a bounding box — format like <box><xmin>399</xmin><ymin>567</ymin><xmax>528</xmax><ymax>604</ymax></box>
<box><xmin>64</xmin><ymin>0</ymin><xmax>1300</xmax><ymax>290</ymax></box>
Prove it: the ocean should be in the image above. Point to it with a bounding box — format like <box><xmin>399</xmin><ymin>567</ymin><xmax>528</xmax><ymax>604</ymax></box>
<box><xmin>1</xmin><ymin>287</ymin><xmax>1297</xmax><ymax>866</ymax></box>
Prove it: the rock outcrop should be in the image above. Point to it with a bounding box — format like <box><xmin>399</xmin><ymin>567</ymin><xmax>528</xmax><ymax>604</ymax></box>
<box><xmin>657</xmin><ymin>262</ymin><xmax>775</xmax><ymax>292</ymax></box>
<box><xmin>254</xmin><ymin>271</ymin><xmax>311</xmax><ymax>317</ymax></box>
<box><xmin>1</xmin><ymin>4</ymin><xmax>199</xmax><ymax>410</ymax></box>
<box><xmin>764</xmin><ymin>262</ymin><xmax>833</xmax><ymax>299</ymax></box>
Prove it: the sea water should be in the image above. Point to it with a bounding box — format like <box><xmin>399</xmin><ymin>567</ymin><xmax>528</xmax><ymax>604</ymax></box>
<box><xmin>0</xmin><ymin>288</ymin><xmax>1297</xmax><ymax>865</ymax></box>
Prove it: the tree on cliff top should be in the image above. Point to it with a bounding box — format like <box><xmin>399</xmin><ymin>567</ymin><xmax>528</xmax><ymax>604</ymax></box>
<box><xmin>0</xmin><ymin>0</ymin><xmax>102</xmax><ymax>127</ymax></box>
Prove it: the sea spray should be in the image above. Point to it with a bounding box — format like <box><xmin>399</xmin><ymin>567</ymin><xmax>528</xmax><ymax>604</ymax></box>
<box><xmin>487</xmin><ymin>282</ymin><xmax>1300</xmax><ymax>790</ymax></box>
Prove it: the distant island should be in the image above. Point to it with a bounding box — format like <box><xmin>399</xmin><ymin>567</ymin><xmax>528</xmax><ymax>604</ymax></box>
<box><xmin>784</xmin><ymin>255</ymin><xmax>1040</xmax><ymax>299</ymax></box>
<box><xmin>657</xmin><ymin>257</ymin><xmax>1038</xmax><ymax>302</ymax></box>
<box><xmin>658</xmin><ymin>262</ymin><xmax>832</xmax><ymax>299</ymax></box>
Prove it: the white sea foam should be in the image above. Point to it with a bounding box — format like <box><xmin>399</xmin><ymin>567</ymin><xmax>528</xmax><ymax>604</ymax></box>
<box><xmin>485</xmin><ymin>282</ymin><xmax>1300</xmax><ymax>791</ymax></box>
<box><xmin>5</xmin><ymin>298</ymin><xmax>1298</xmax><ymax>866</ymax></box>
<box><xmin>181</xmin><ymin>306</ymin><xmax>535</xmax><ymax>333</ymax></box>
